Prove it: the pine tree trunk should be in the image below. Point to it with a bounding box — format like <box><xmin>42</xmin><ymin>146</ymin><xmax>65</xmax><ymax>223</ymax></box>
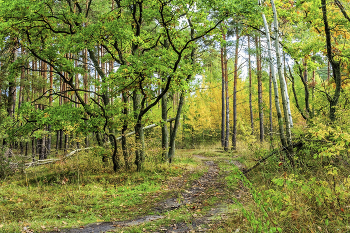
<box><xmin>47</xmin><ymin>125</ymin><xmax>51</xmax><ymax>156</ymax></box>
<box><xmin>223</xmin><ymin>33</ymin><xmax>229</xmax><ymax>151</ymax></box>
<box><xmin>84</xmin><ymin>49</ymin><xmax>89</xmax><ymax>104</ymax></box>
<box><xmin>232</xmin><ymin>28</ymin><xmax>240</xmax><ymax>150</ymax></box>
<box><xmin>256</xmin><ymin>36</ymin><xmax>264</xmax><ymax>142</ymax></box>
<box><xmin>31</xmin><ymin>138</ymin><xmax>36</xmax><ymax>162</ymax></box>
<box><xmin>64</xmin><ymin>133</ymin><xmax>68</xmax><ymax>154</ymax></box>
<box><xmin>8</xmin><ymin>38</ymin><xmax>17</xmax><ymax>118</ymax></box>
<box><xmin>269</xmin><ymin>67</ymin><xmax>274</xmax><ymax>149</ymax></box>
<box><xmin>220</xmin><ymin>45</ymin><xmax>225</xmax><ymax>147</ymax></box>
<box><xmin>248</xmin><ymin>36</ymin><xmax>254</xmax><ymax>136</ymax></box>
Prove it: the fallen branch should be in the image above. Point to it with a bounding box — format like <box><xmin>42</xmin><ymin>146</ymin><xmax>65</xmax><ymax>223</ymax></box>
<box><xmin>116</xmin><ymin>118</ymin><xmax>176</xmax><ymax>140</ymax></box>
<box><xmin>243</xmin><ymin>141</ymin><xmax>303</xmax><ymax>174</ymax></box>
<box><xmin>25</xmin><ymin>147</ymin><xmax>94</xmax><ymax>168</ymax></box>
<box><xmin>23</xmin><ymin>118</ymin><xmax>176</xmax><ymax>168</ymax></box>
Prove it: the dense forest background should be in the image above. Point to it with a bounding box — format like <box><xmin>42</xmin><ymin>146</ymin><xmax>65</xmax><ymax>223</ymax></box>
<box><xmin>0</xmin><ymin>0</ymin><xmax>350</xmax><ymax>232</ymax></box>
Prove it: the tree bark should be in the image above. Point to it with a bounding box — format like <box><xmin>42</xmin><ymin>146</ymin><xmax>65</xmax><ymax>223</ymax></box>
<box><xmin>260</xmin><ymin>2</ymin><xmax>289</xmax><ymax>155</ymax></box>
<box><xmin>168</xmin><ymin>92</ymin><xmax>184</xmax><ymax>163</ymax></box>
<box><xmin>7</xmin><ymin>38</ymin><xmax>17</xmax><ymax>118</ymax></box>
<box><xmin>256</xmin><ymin>35</ymin><xmax>264</xmax><ymax>142</ymax></box>
<box><xmin>321</xmin><ymin>0</ymin><xmax>342</xmax><ymax>121</ymax></box>
<box><xmin>109</xmin><ymin>133</ymin><xmax>120</xmax><ymax>172</ymax></box>
<box><xmin>288</xmin><ymin>66</ymin><xmax>308</xmax><ymax>120</ymax></box>
<box><xmin>223</xmin><ymin>33</ymin><xmax>229</xmax><ymax>151</ymax></box>
<box><xmin>161</xmin><ymin>81</ymin><xmax>169</xmax><ymax>161</ymax></box>
<box><xmin>271</xmin><ymin>0</ymin><xmax>294</xmax><ymax>137</ymax></box>
<box><xmin>248</xmin><ymin>36</ymin><xmax>254</xmax><ymax>136</ymax></box>
<box><xmin>269</xmin><ymin>67</ymin><xmax>274</xmax><ymax>149</ymax></box>
<box><xmin>335</xmin><ymin>0</ymin><xmax>350</xmax><ymax>23</ymax></box>
<box><xmin>64</xmin><ymin>133</ymin><xmax>68</xmax><ymax>154</ymax></box>
<box><xmin>133</xmin><ymin>91</ymin><xmax>144</xmax><ymax>172</ymax></box>
<box><xmin>122</xmin><ymin>91</ymin><xmax>130</xmax><ymax>170</ymax></box>
<box><xmin>232</xmin><ymin>27</ymin><xmax>240</xmax><ymax>150</ymax></box>
<box><xmin>220</xmin><ymin>44</ymin><xmax>225</xmax><ymax>147</ymax></box>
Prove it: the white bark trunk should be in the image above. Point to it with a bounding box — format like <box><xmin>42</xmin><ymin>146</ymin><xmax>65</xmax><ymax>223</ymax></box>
<box><xmin>259</xmin><ymin>0</ymin><xmax>287</xmax><ymax>147</ymax></box>
<box><xmin>270</xmin><ymin>0</ymin><xmax>293</xmax><ymax>144</ymax></box>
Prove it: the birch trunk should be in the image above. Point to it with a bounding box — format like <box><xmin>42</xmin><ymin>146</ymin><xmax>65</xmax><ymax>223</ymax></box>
<box><xmin>259</xmin><ymin>2</ymin><xmax>287</xmax><ymax>149</ymax></box>
<box><xmin>265</xmin><ymin>0</ymin><xmax>294</xmax><ymax>166</ymax></box>
<box><xmin>270</xmin><ymin>0</ymin><xmax>293</xmax><ymax>135</ymax></box>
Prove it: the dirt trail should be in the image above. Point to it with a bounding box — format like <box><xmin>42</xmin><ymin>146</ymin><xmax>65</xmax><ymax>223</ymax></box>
<box><xmin>53</xmin><ymin>155</ymin><xmax>243</xmax><ymax>233</ymax></box>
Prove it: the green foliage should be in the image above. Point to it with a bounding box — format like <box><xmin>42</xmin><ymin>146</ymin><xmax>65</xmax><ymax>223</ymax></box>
<box><xmin>225</xmin><ymin>113</ymin><xmax>350</xmax><ymax>232</ymax></box>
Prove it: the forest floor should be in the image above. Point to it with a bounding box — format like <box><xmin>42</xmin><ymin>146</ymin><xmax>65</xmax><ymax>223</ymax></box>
<box><xmin>50</xmin><ymin>151</ymin><xmax>248</xmax><ymax>233</ymax></box>
<box><xmin>0</xmin><ymin>146</ymin><xmax>254</xmax><ymax>233</ymax></box>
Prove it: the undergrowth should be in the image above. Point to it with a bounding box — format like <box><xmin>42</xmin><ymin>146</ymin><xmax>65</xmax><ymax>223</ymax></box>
<box><xmin>221</xmin><ymin>116</ymin><xmax>350</xmax><ymax>232</ymax></box>
<box><xmin>0</xmin><ymin>147</ymin><xmax>201</xmax><ymax>232</ymax></box>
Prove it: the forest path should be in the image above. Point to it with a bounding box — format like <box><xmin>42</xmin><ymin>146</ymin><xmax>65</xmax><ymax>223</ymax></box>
<box><xmin>54</xmin><ymin>153</ymin><xmax>245</xmax><ymax>233</ymax></box>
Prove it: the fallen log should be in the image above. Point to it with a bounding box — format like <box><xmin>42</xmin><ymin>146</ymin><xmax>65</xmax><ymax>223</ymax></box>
<box><xmin>242</xmin><ymin>141</ymin><xmax>303</xmax><ymax>174</ymax></box>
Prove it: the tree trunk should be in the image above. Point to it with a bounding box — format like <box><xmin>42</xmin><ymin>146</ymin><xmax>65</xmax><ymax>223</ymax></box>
<box><xmin>161</xmin><ymin>82</ymin><xmax>169</xmax><ymax>161</ymax></box>
<box><xmin>321</xmin><ymin>0</ymin><xmax>342</xmax><ymax>121</ymax></box>
<box><xmin>109</xmin><ymin>133</ymin><xmax>120</xmax><ymax>172</ymax></box>
<box><xmin>288</xmin><ymin>66</ymin><xmax>308</xmax><ymax>120</ymax></box>
<box><xmin>256</xmin><ymin>35</ymin><xmax>264</xmax><ymax>142</ymax></box>
<box><xmin>56</xmin><ymin>131</ymin><xmax>59</xmax><ymax>153</ymax></box>
<box><xmin>223</xmin><ymin>33</ymin><xmax>229</xmax><ymax>151</ymax></box>
<box><xmin>269</xmin><ymin>0</ymin><xmax>294</xmax><ymax>166</ymax></box>
<box><xmin>271</xmin><ymin>0</ymin><xmax>294</xmax><ymax>139</ymax></box>
<box><xmin>25</xmin><ymin>142</ymin><xmax>28</xmax><ymax>157</ymax></box>
<box><xmin>122</xmin><ymin>91</ymin><xmax>130</xmax><ymax>170</ymax></box>
<box><xmin>260</xmin><ymin>2</ymin><xmax>289</xmax><ymax>153</ymax></box>
<box><xmin>8</xmin><ymin>38</ymin><xmax>17</xmax><ymax>118</ymax></box>
<box><xmin>31</xmin><ymin>138</ymin><xmax>36</xmax><ymax>162</ymax></box>
<box><xmin>133</xmin><ymin>91</ymin><xmax>144</xmax><ymax>172</ymax></box>
<box><xmin>47</xmin><ymin>125</ymin><xmax>51</xmax><ymax>156</ymax></box>
<box><xmin>303</xmin><ymin>58</ymin><xmax>310</xmax><ymax>117</ymax></box>
<box><xmin>220</xmin><ymin>45</ymin><xmax>225</xmax><ymax>147</ymax></box>
<box><xmin>269</xmin><ymin>67</ymin><xmax>274</xmax><ymax>149</ymax></box>
<box><xmin>248</xmin><ymin>36</ymin><xmax>254</xmax><ymax>136</ymax></box>
<box><xmin>64</xmin><ymin>133</ymin><xmax>68</xmax><ymax>154</ymax></box>
<box><xmin>37</xmin><ymin>137</ymin><xmax>43</xmax><ymax>160</ymax></box>
<box><xmin>232</xmin><ymin>28</ymin><xmax>240</xmax><ymax>150</ymax></box>
<box><xmin>168</xmin><ymin>92</ymin><xmax>184</xmax><ymax>163</ymax></box>
<box><xmin>83</xmin><ymin>49</ymin><xmax>89</xmax><ymax>104</ymax></box>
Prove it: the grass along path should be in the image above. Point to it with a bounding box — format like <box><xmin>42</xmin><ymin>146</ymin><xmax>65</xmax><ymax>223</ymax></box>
<box><xmin>0</xmin><ymin>147</ymin><xmax>250</xmax><ymax>233</ymax></box>
<box><xmin>102</xmin><ymin>153</ymin><xmax>247</xmax><ymax>233</ymax></box>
